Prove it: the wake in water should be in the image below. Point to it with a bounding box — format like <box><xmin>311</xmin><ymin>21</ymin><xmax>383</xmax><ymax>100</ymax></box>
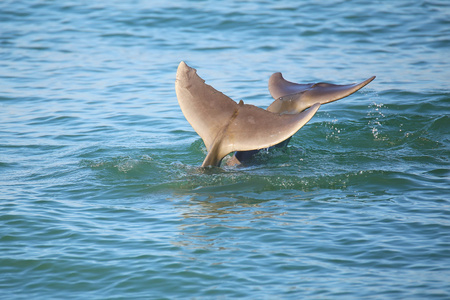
<box><xmin>80</xmin><ymin>87</ymin><xmax>447</xmax><ymax>198</ymax></box>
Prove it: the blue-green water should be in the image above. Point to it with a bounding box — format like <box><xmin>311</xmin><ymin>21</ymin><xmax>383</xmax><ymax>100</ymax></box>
<box><xmin>1</xmin><ymin>0</ymin><xmax>449</xmax><ymax>298</ymax></box>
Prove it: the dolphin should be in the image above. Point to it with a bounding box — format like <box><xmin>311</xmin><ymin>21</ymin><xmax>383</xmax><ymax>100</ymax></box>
<box><xmin>228</xmin><ymin>73</ymin><xmax>376</xmax><ymax>166</ymax></box>
<box><xmin>175</xmin><ymin>61</ymin><xmax>375</xmax><ymax>167</ymax></box>
<box><xmin>175</xmin><ymin>61</ymin><xmax>320</xmax><ymax>167</ymax></box>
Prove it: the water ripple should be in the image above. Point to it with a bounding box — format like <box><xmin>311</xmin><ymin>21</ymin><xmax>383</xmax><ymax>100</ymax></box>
<box><xmin>1</xmin><ymin>0</ymin><xmax>450</xmax><ymax>299</ymax></box>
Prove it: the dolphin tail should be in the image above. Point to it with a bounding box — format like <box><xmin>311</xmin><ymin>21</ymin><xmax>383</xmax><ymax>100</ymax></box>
<box><xmin>267</xmin><ymin>73</ymin><xmax>376</xmax><ymax>114</ymax></box>
<box><xmin>175</xmin><ymin>61</ymin><xmax>321</xmax><ymax>167</ymax></box>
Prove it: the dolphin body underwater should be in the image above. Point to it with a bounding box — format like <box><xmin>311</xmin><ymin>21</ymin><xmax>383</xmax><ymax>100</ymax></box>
<box><xmin>175</xmin><ymin>61</ymin><xmax>375</xmax><ymax>167</ymax></box>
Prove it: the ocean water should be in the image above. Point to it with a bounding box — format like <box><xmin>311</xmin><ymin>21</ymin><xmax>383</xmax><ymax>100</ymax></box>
<box><xmin>1</xmin><ymin>0</ymin><xmax>449</xmax><ymax>298</ymax></box>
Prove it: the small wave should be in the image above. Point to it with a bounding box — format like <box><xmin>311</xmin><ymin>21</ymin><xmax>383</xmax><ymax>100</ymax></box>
<box><xmin>81</xmin><ymin>154</ymin><xmax>154</xmax><ymax>174</ymax></box>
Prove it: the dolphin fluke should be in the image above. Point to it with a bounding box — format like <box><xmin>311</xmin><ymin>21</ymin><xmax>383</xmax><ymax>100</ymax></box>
<box><xmin>175</xmin><ymin>61</ymin><xmax>321</xmax><ymax>167</ymax></box>
<box><xmin>267</xmin><ymin>73</ymin><xmax>376</xmax><ymax>114</ymax></box>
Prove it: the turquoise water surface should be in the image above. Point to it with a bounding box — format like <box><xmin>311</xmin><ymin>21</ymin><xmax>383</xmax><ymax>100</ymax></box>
<box><xmin>1</xmin><ymin>0</ymin><xmax>449</xmax><ymax>299</ymax></box>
